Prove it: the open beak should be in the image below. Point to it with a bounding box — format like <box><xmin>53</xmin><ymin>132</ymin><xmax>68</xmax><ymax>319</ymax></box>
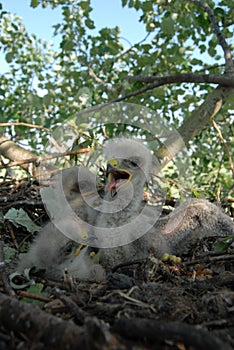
<box><xmin>104</xmin><ymin>162</ymin><xmax>132</xmax><ymax>193</ymax></box>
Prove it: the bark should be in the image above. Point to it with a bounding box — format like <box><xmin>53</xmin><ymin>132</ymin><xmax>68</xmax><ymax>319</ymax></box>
<box><xmin>113</xmin><ymin>317</ymin><xmax>232</xmax><ymax>350</ymax></box>
<box><xmin>0</xmin><ymin>293</ymin><xmax>123</xmax><ymax>350</ymax></box>
<box><xmin>0</xmin><ymin>134</ymin><xmax>39</xmax><ymax>177</ymax></box>
<box><xmin>156</xmin><ymin>85</ymin><xmax>234</xmax><ymax>166</ymax></box>
<box><xmin>0</xmin><ymin>293</ymin><xmax>84</xmax><ymax>349</ymax></box>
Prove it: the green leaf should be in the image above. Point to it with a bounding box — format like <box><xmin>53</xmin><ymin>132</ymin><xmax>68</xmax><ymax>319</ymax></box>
<box><xmin>214</xmin><ymin>235</ymin><xmax>234</xmax><ymax>253</ymax></box>
<box><xmin>22</xmin><ymin>283</ymin><xmax>49</xmax><ymax>306</ymax></box>
<box><xmin>161</xmin><ymin>17</ymin><xmax>174</xmax><ymax>36</ymax></box>
<box><xmin>85</xmin><ymin>18</ymin><xmax>95</xmax><ymax>30</ymax></box>
<box><xmin>30</xmin><ymin>0</ymin><xmax>40</xmax><ymax>8</ymax></box>
<box><xmin>27</xmin><ymin>93</ymin><xmax>42</xmax><ymax>108</ymax></box>
<box><xmin>4</xmin><ymin>208</ymin><xmax>40</xmax><ymax>233</ymax></box>
<box><xmin>5</xmin><ymin>52</ymin><xmax>14</xmax><ymax>63</ymax></box>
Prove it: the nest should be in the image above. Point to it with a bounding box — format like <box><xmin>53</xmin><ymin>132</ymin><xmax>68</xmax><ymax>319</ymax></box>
<box><xmin>0</xmin><ymin>178</ymin><xmax>234</xmax><ymax>350</ymax></box>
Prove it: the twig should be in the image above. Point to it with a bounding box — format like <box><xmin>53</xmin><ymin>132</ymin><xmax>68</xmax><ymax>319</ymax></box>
<box><xmin>88</xmin><ymin>33</ymin><xmax>153</xmax><ymax>95</ymax></box>
<box><xmin>88</xmin><ymin>67</ymin><xmax>120</xmax><ymax>93</ymax></box>
<box><xmin>17</xmin><ymin>290</ymin><xmax>51</xmax><ymax>303</ymax></box>
<box><xmin>103</xmin><ymin>289</ymin><xmax>156</xmax><ymax>312</ymax></box>
<box><xmin>212</xmin><ymin>119</ymin><xmax>234</xmax><ymax>178</ymax></box>
<box><xmin>0</xmin><ymin>122</ymin><xmax>50</xmax><ymax>132</ymax></box>
<box><xmin>5</xmin><ymin>221</ymin><xmax>19</xmax><ymax>250</ymax></box>
<box><xmin>216</xmin><ymin>183</ymin><xmax>221</xmax><ymax>204</ymax></box>
<box><xmin>211</xmin><ymin>151</ymin><xmax>224</xmax><ymax>192</ymax></box>
<box><xmin>185</xmin><ymin>253</ymin><xmax>234</xmax><ymax>267</ymax></box>
<box><xmin>0</xmin><ymin>199</ymin><xmax>43</xmax><ymax>210</ymax></box>
<box><xmin>116</xmin><ymin>32</ymin><xmax>151</xmax><ymax>61</ymax></box>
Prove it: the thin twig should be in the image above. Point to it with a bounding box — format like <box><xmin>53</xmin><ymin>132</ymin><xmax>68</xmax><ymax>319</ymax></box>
<box><xmin>5</xmin><ymin>221</ymin><xmax>19</xmax><ymax>250</ymax></box>
<box><xmin>0</xmin><ymin>122</ymin><xmax>50</xmax><ymax>132</ymax></box>
<box><xmin>88</xmin><ymin>67</ymin><xmax>119</xmax><ymax>93</ymax></box>
<box><xmin>116</xmin><ymin>32</ymin><xmax>151</xmax><ymax>61</ymax></box>
<box><xmin>185</xmin><ymin>253</ymin><xmax>234</xmax><ymax>266</ymax></box>
<box><xmin>17</xmin><ymin>290</ymin><xmax>51</xmax><ymax>303</ymax></box>
<box><xmin>212</xmin><ymin>119</ymin><xmax>234</xmax><ymax>179</ymax></box>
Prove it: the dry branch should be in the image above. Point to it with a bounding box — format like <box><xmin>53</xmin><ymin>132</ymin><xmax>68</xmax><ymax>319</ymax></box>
<box><xmin>112</xmin><ymin>318</ymin><xmax>232</xmax><ymax>350</ymax></box>
<box><xmin>0</xmin><ymin>134</ymin><xmax>91</xmax><ymax>177</ymax></box>
<box><xmin>0</xmin><ymin>292</ymin><xmax>84</xmax><ymax>349</ymax></box>
<box><xmin>0</xmin><ymin>134</ymin><xmax>40</xmax><ymax>177</ymax></box>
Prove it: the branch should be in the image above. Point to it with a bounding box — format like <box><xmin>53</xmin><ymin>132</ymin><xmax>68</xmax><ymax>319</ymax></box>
<box><xmin>188</xmin><ymin>0</ymin><xmax>234</xmax><ymax>72</ymax></box>
<box><xmin>116</xmin><ymin>32</ymin><xmax>151</xmax><ymax>61</ymax></box>
<box><xmin>88</xmin><ymin>67</ymin><xmax>120</xmax><ymax>93</ymax></box>
<box><xmin>156</xmin><ymin>85</ymin><xmax>234</xmax><ymax>165</ymax></box>
<box><xmin>0</xmin><ymin>134</ymin><xmax>92</xmax><ymax>177</ymax></box>
<box><xmin>0</xmin><ymin>292</ymin><xmax>84</xmax><ymax>348</ymax></box>
<box><xmin>85</xmin><ymin>72</ymin><xmax>234</xmax><ymax>105</ymax></box>
<box><xmin>0</xmin><ymin>293</ymin><xmax>123</xmax><ymax>349</ymax></box>
<box><xmin>87</xmin><ymin>32</ymin><xmax>151</xmax><ymax>94</ymax></box>
<box><xmin>126</xmin><ymin>73</ymin><xmax>234</xmax><ymax>86</ymax></box>
<box><xmin>74</xmin><ymin>85</ymin><xmax>234</xmax><ymax>169</ymax></box>
<box><xmin>0</xmin><ymin>134</ymin><xmax>39</xmax><ymax>177</ymax></box>
<box><xmin>0</xmin><ymin>122</ymin><xmax>50</xmax><ymax>132</ymax></box>
<box><xmin>212</xmin><ymin>119</ymin><xmax>234</xmax><ymax>179</ymax></box>
<box><xmin>113</xmin><ymin>318</ymin><xmax>232</xmax><ymax>350</ymax></box>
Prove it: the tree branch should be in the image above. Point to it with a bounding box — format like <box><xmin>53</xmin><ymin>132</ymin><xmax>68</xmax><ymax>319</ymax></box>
<box><xmin>156</xmin><ymin>85</ymin><xmax>234</xmax><ymax>165</ymax></box>
<box><xmin>0</xmin><ymin>292</ymin><xmax>84</xmax><ymax>349</ymax></box>
<box><xmin>0</xmin><ymin>135</ymin><xmax>39</xmax><ymax>177</ymax></box>
<box><xmin>126</xmin><ymin>73</ymin><xmax>234</xmax><ymax>86</ymax></box>
<box><xmin>113</xmin><ymin>317</ymin><xmax>232</xmax><ymax>350</ymax></box>
<box><xmin>188</xmin><ymin>0</ymin><xmax>234</xmax><ymax>72</ymax></box>
<box><xmin>86</xmin><ymin>72</ymin><xmax>234</xmax><ymax>105</ymax></box>
<box><xmin>0</xmin><ymin>135</ymin><xmax>91</xmax><ymax>177</ymax></box>
<box><xmin>0</xmin><ymin>293</ymin><xmax>123</xmax><ymax>349</ymax></box>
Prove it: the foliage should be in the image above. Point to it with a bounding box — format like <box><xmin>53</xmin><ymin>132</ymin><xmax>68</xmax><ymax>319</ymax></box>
<box><xmin>4</xmin><ymin>208</ymin><xmax>40</xmax><ymax>233</ymax></box>
<box><xmin>0</xmin><ymin>0</ymin><xmax>233</xmax><ymax>197</ymax></box>
<box><xmin>215</xmin><ymin>235</ymin><xmax>234</xmax><ymax>253</ymax></box>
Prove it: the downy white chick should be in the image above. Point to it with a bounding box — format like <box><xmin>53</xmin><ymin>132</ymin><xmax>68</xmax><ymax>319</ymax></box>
<box><xmin>95</xmin><ymin>138</ymin><xmax>162</xmax><ymax>235</ymax></box>
<box><xmin>96</xmin><ymin>138</ymin><xmax>234</xmax><ymax>270</ymax></box>
<box><xmin>17</xmin><ymin>166</ymin><xmax>105</xmax><ymax>281</ymax></box>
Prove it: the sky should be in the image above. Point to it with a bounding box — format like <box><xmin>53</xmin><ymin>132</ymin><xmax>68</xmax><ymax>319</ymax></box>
<box><xmin>1</xmin><ymin>1</ymin><xmax>231</xmax><ymax>77</ymax></box>
<box><xmin>0</xmin><ymin>0</ymin><xmax>148</xmax><ymax>73</ymax></box>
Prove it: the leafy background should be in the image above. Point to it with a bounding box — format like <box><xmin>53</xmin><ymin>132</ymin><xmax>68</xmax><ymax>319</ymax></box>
<box><xmin>0</xmin><ymin>0</ymin><xmax>233</xmax><ymax>199</ymax></box>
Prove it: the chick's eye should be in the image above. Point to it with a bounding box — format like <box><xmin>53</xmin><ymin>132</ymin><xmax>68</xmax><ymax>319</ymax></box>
<box><xmin>130</xmin><ymin>161</ymin><xmax>138</xmax><ymax>167</ymax></box>
<box><xmin>128</xmin><ymin>158</ymin><xmax>140</xmax><ymax>168</ymax></box>
<box><xmin>64</xmin><ymin>242</ymin><xmax>75</xmax><ymax>255</ymax></box>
